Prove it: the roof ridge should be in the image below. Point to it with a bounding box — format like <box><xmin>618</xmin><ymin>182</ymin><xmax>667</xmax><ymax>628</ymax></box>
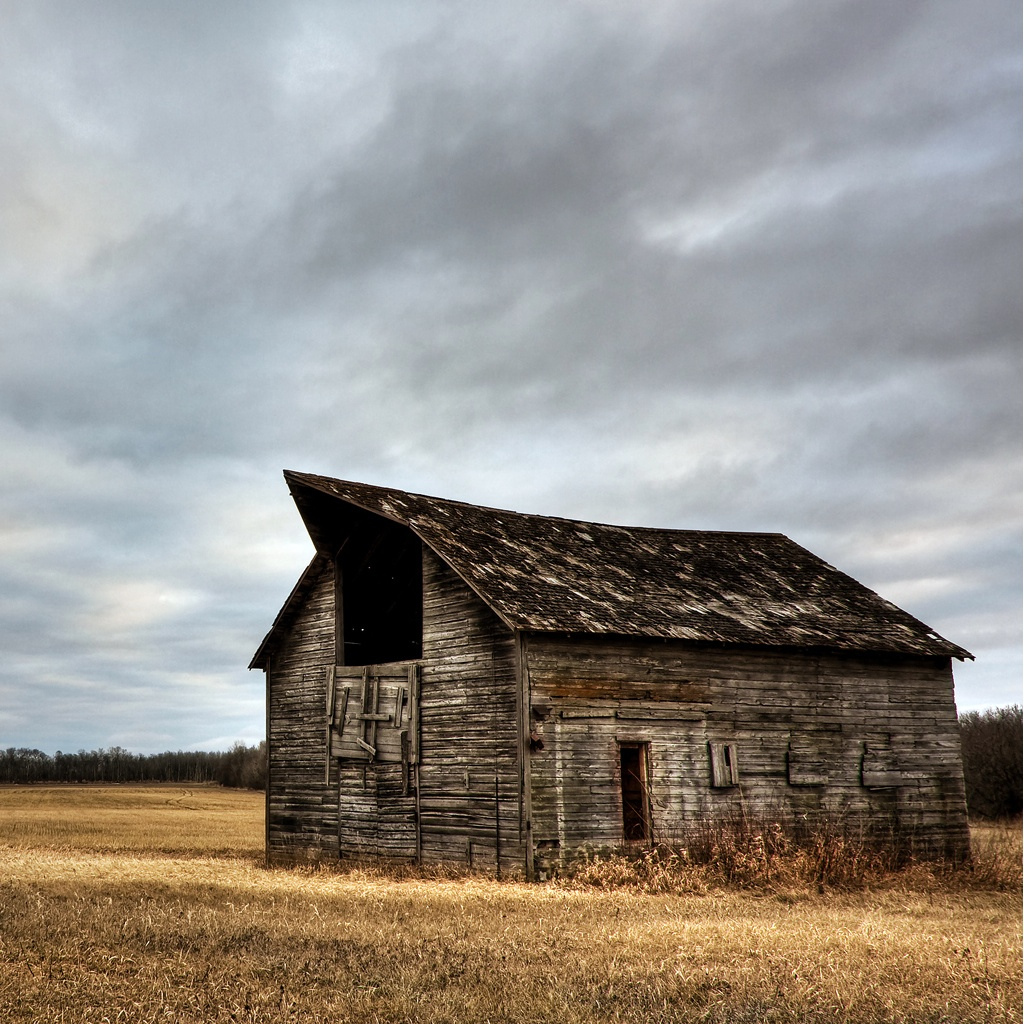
<box><xmin>283</xmin><ymin>469</ymin><xmax>789</xmax><ymax>539</ymax></box>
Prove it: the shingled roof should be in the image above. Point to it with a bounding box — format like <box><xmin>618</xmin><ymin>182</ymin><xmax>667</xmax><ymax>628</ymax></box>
<box><xmin>252</xmin><ymin>470</ymin><xmax>971</xmax><ymax>664</ymax></box>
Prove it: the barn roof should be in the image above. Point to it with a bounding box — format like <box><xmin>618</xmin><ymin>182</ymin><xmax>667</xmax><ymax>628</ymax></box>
<box><xmin>251</xmin><ymin>470</ymin><xmax>971</xmax><ymax>666</ymax></box>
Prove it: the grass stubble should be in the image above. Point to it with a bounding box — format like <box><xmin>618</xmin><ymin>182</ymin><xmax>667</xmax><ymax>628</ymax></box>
<box><xmin>0</xmin><ymin>786</ymin><xmax>1019</xmax><ymax>1023</ymax></box>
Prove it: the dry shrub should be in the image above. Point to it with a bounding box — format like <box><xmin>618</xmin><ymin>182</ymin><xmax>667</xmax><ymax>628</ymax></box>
<box><xmin>963</xmin><ymin>819</ymin><xmax>1023</xmax><ymax>891</ymax></box>
<box><xmin>797</xmin><ymin>821</ymin><xmax>901</xmax><ymax>888</ymax></box>
<box><xmin>562</xmin><ymin>817</ymin><xmax>1022</xmax><ymax>894</ymax></box>
<box><xmin>563</xmin><ymin>845</ymin><xmax>706</xmax><ymax>894</ymax></box>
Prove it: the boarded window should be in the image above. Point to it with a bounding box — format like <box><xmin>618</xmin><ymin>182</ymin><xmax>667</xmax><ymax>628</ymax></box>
<box><xmin>327</xmin><ymin>664</ymin><xmax>419</xmax><ymax>768</ymax></box>
<box><xmin>619</xmin><ymin>743</ymin><xmax>651</xmax><ymax>842</ymax></box>
<box><xmin>709</xmin><ymin>742</ymin><xmax>739</xmax><ymax>787</ymax></box>
<box><xmin>861</xmin><ymin>735</ymin><xmax>902</xmax><ymax>789</ymax></box>
<box><xmin>787</xmin><ymin>735</ymin><xmax>830</xmax><ymax>786</ymax></box>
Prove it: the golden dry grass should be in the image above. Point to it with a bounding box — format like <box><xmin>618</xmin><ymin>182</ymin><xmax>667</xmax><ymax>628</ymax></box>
<box><xmin>0</xmin><ymin>785</ymin><xmax>1019</xmax><ymax>1023</ymax></box>
<box><xmin>0</xmin><ymin>783</ymin><xmax>263</xmax><ymax>855</ymax></box>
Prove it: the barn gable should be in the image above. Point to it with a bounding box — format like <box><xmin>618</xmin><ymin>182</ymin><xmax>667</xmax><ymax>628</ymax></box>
<box><xmin>253</xmin><ymin>471</ymin><xmax>972</xmax><ymax>873</ymax></box>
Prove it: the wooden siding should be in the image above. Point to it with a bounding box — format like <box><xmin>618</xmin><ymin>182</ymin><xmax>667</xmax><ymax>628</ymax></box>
<box><xmin>336</xmin><ymin>761</ymin><xmax>417</xmax><ymax>859</ymax></box>
<box><xmin>265</xmin><ymin>546</ymin><xmax>524</xmax><ymax>872</ymax></box>
<box><xmin>523</xmin><ymin>635</ymin><xmax>969</xmax><ymax>864</ymax></box>
<box><xmin>266</xmin><ymin>557</ymin><xmax>337</xmax><ymax>865</ymax></box>
<box><xmin>418</xmin><ymin>550</ymin><xmax>523</xmax><ymax>875</ymax></box>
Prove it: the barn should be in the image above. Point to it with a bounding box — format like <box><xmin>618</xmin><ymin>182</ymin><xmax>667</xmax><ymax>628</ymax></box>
<box><xmin>250</xmin><ymin>470</ymin><xmax>972</xmax><ymax>875</ymax></box>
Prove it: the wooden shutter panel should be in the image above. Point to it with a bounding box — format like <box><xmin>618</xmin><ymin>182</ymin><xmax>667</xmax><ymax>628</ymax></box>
<box><xmin>709</xmin><ymin>742</ymin><xmax>739</xmax><ymax>787</ymax></box>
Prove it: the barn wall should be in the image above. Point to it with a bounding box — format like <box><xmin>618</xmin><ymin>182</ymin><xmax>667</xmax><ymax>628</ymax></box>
<box><xmin>524</xmin><ymin>635</ymin><xmax>969</xmax><ymax>867</ymax></box>
<box><xmin>265</xmin><ymin>547</ymin><xmax>524</xmax><ymax>872</ymax></box>
<box><xmin>267</xmin><ymin>564</ymin><xmax>967</xmax><ymax>870</ymax></box>
<box><xmin>418</xmin><ymin>549</ymin><xmax>523</xmax><ymax>875</ymax></box>
<box><xmin>265</xmin><ymin>557</ymin><xmax>337</xmax><ymax>865</ymax></box>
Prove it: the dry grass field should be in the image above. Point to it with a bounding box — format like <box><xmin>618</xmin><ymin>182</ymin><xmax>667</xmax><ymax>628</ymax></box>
<box><xmin>0</xmin><ymin>786</ymin><xmax>1019</xmax><ymax>1023</ymax></box>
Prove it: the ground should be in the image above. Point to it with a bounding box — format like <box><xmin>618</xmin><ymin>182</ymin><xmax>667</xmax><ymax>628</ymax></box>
<box><xmin>0</xmin><ymin>785</ymin><xmax>1019</xmax><ymax>1023</ymax></box>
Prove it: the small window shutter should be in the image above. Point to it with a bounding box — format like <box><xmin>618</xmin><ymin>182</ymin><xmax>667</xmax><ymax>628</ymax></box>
<box><xmin>709</xmin><ymin>742</ymin><xmax>739</xmax><ymax>787</ymax></box>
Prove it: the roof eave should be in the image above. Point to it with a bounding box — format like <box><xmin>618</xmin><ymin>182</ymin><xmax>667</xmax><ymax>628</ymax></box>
<box><xmin>515</xmin><ymin>625</ymin><xmax>972</xmax><ymax>661</ymax></box>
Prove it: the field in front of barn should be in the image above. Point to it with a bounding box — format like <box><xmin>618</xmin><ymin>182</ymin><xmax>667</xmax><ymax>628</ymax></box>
<box><xmin>0</xmin><ymin>786</ymin><xmax>1019</xmax><ymax>1023</ymax></box>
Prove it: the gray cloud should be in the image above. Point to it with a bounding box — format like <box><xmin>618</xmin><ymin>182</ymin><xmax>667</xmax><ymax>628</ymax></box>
<box><xmin>0</xmin><ymin>0</ymin><xmax>1018</xmax><ymax>750</ymax></box>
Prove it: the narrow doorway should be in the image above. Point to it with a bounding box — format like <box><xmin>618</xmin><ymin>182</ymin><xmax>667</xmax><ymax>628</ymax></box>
<box><xmin>619</xmin><ymin>743</ymin><xmax>651</xmax><ymax>842</ymax></box>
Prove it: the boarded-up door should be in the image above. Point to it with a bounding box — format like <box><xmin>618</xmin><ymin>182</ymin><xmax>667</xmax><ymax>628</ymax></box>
<box><xmin>329</xmin><ymin>664</ymin><xmax>419</xmax><ymax>860</ymax></box>
<box><xmin>337</xmin><ymin>762</ymin><xmax>416</xmax><ymax>859</ymax></box>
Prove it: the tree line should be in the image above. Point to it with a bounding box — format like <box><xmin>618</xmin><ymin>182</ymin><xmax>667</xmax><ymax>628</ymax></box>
<box><xmin>0</xmin><ymin>741</ymin><xmax>267</xmax><ymax>790</ymax></box>
<box><xmin>959</xmin><ymin>705</ymin><xmax>1022</xmax><ymax>819</ymax></box>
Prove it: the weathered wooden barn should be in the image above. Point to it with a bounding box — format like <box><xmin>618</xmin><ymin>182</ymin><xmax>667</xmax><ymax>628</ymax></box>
<box><xmin>251</xmin><ymin>471</ymin><xmax>972</xmax><ymax>874</ymax></box>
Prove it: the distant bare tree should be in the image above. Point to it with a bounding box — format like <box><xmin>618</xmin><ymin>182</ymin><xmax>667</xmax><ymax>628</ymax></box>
<box><xmin>218</xmin><ymin>741</ymin><xmax>267</xmax><ymax>790</ymax></box>
<box><xmin>0</xmin><ymin>742</ymin><xmax>267</xmax><ymax>790</ymax></box>
<box><xmin>959</xmin><ymin>705</ymin><xmax>1022</xmax><ymax>819</ymax></box>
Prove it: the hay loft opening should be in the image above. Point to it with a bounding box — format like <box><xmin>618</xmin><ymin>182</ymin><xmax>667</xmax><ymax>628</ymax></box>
<box><xmin>291</xmin><ymin>482</ymin><xmax>423</xmax><ymax>666</ymax></box>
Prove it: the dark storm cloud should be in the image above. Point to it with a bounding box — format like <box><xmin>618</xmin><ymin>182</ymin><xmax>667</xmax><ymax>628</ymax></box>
<box><xmin>0</xmin><ymin>0</ymin><xmax>1018</xmax><ymax>749</ymax></box>
<box><xmin>252</xmin><ymin>0</ymin><xmax>1017</xmax><ymax>429</ymax></box>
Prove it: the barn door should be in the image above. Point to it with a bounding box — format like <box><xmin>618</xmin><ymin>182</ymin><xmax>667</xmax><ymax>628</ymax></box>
<box><xmin>619</xmin><ymin>742</ymin><xmax>652</xmax><ymax>843</ymax></box>
<box><xmin>329</xmin><ymin>664</ymin><xmax>419</xmax><ymax>860</ymax></box>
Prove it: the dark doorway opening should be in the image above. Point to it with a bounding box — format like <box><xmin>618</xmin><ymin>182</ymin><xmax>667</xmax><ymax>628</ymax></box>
<box><xmin>619</xmin><ymin>743</ymin><xmax>651</xmax><ymax>843</ymax></box>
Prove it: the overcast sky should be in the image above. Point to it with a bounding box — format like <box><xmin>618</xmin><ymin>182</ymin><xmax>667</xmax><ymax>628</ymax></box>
<box><xmin>1</xmin><ymin>0</ymin><xmax>1019</xmax><ymax>754</ymax></box>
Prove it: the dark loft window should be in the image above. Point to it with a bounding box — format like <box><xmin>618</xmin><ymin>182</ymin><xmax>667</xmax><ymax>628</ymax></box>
<box><xmin>619</xmin><ymin>743</ymin><xmax>651</xmax><ymax>843</ymax></box>
<box><xmin>290</xmin><ymin>486</ymin><xmax>424</xmax><ymax>667</ymax></box>
<box><xmin>338</xmin><ymin>526</ymin><xmax>422</xmax><ymax>667</ymax></box>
